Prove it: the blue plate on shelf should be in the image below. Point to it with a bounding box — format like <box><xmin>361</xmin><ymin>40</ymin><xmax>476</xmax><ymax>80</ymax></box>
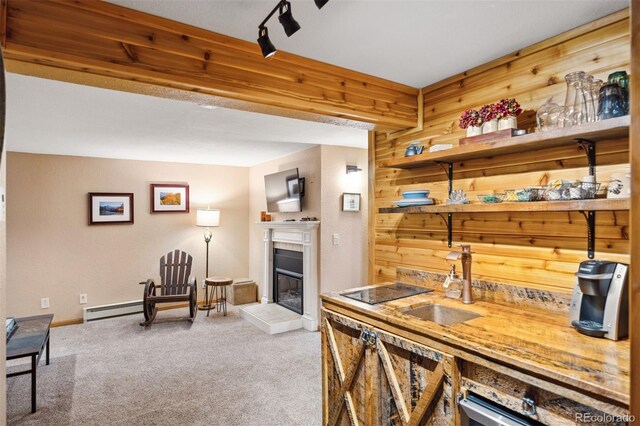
<box><xmin>393</xmin><ymin>198</ymin><xmax>434</xmax><ymax>207</ymax></box>
<box><xmin>402</xmin><ymin>190</ymin><xmax>430</xmax><ymax>199</ymax></box>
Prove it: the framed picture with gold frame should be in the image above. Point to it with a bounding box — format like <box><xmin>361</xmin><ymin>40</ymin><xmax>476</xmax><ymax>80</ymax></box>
<box><xmin>150</xmin><ymin>184</ymin><xmax>189</xmax><ymax>213</ymax></box>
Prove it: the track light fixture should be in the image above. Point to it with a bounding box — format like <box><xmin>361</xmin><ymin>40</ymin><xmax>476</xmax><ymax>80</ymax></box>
<box><xmin>257</xmin><ymin>26</ymin><xmax>277</xmax><ymax>58</ymax></box>
<box><xmin>314</xmin><ymin>0</ymin><xmax>329</xmax><ymax>9</ymax></box>
<box><xmin>278</xmin><ymin>1</ymin><xmax>301</xmax><ymax>37</ymax></box>
<box><xmin>257</xmin><ymin>0</ymin><xmax>329</xmax><ymax>58</ymax></box>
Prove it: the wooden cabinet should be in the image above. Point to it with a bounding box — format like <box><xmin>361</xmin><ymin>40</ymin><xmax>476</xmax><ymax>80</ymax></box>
<box><xmin>321</xmin><ymin>304</ymin><xmax>630</xmax><ymax>425</ymax></box>
<box><xmin>460</xmin><ymin>361</ymin><xmax>628</xmax><ymax>425</ymax></box>
<box><xmin>321</xmin><ymin>309</ymin><xmax>457</xmax><ymax>426</ymax></box>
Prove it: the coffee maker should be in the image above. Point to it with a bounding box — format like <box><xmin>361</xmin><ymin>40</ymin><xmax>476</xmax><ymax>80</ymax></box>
<box><xmin>569</xmin><ymin>260</ymin><xmax>629</xmax><ymax>341</ymax></box>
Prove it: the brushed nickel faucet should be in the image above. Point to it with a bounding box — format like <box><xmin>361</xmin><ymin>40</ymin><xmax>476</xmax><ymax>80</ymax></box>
<box><xmin>446</xmin><ymin>244</ymin><xmax>474</xmax><ymax>304</ymax></box>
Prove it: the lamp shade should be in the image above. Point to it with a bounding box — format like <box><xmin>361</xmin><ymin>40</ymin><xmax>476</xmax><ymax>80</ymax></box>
<box><xmin>196</xmin><ymin>208</ymin><xmax>220</xmax><ymax>227</ymax></box>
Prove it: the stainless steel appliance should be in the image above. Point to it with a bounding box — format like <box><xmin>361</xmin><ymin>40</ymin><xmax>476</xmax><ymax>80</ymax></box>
<box><xmin>569</xmin><ymin>260</ymin><xmax>629</xmax><ymax>341</ymax></box>
<box><xmin>459</xmin><ymin>394</ymin><xmax>540</xmax><ymax>426</ymax></box>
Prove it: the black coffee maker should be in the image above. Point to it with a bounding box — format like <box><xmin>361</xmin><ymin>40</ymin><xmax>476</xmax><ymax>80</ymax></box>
<box><xmin>569</xmin><ymin>260</ymin><xmax>629</xmax><ymax>341</ymax></box>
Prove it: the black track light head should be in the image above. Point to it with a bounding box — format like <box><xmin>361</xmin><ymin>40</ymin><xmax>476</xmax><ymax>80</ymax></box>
<box><xmin>278</xmin><ymin>1</ymin><xmax>301</xmax><ymax>37</ymax></box>
<box><xmin>257</xmin><ymin>26</ymin><xmax>277</xmax><ymax>58</ymax></box>
<box><xmin>314</xmin><ymin>0</ymin><xmax>329</xmax><ymax>9</ymax></box>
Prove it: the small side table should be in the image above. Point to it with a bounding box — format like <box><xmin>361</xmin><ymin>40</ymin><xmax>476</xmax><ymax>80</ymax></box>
<box><xmin>204</xmin><ymin>277</ymin><xmax>233</xmax><ymax>317</ymax></box>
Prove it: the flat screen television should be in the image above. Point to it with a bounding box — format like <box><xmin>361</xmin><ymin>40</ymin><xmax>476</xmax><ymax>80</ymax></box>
<box><xmin>264</xmin><ymin>168</ymin><xmax>302</xmax><ymax>213</ymax></box>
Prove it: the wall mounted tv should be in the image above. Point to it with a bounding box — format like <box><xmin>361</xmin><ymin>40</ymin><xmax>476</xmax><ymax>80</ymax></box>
<box><xmin>264</xmin><ymin>168</ymin><xmax>304</xmax><ymax>213</ymax></box>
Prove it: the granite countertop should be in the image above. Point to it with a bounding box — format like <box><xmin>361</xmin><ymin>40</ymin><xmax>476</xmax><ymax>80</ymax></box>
<box><xmin>320</xmin><ymin>283</ymin><xmax>630</xmax><ymax>406</ymax></box>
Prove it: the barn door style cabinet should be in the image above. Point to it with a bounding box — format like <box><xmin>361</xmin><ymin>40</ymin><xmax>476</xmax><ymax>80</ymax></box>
<box><xmin>321</xmin><ymin>310</ymin><xmax>456</xmax><ymax>426</ymax></box>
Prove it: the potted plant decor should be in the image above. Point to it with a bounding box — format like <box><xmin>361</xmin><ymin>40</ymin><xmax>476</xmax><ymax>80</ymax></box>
<box><xmin>496</xmin><ymin>98</ymin><xmax>523</xmax><ymax>130</ymax></box>
<box><xmin>459</xmin><ymin>109</ymin><xmax>483</xmax><ymax>137</ymax></box>
<box><xmin>479</xmin><ymin>103</ymin><xmax>498</xmax><ymax>134</ymax></box>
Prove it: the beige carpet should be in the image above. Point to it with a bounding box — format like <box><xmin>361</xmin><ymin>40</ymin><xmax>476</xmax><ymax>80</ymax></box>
<box><xmin>7</xmin><ymin>305</ymin><xmax>321</xmax><ymax>425</ymax></box>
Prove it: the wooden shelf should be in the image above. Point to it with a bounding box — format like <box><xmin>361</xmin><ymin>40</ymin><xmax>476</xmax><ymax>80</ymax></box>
<box><xmin>379</xmin><ymin>116</ymin><xmax>630</xmax><ymax>170</ymax></box>
<box><xmin>379</xmin><ymin>199</ymin><xmax>630</xmax><ymax>214</ymax></box>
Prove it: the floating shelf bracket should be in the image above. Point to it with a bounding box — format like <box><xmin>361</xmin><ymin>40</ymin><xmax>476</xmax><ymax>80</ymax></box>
<box><xmin>436</xmin><ymin>161</ymin><xmax>454</xmax><ymax>196</ymax></box>
<box><xmin>435</xmin><ymin>212</ymin><xmax>453</xmax><ymax>248</ymax></box>
<box><xmin>579</xmin><ymin>210</ymin><xmax>596</xmax><ymax>259</ymax></box>
<box><xmin>576</xmin><ymin>139</ymin><xmax>596</xmax><ymax>177</ymax></box>
<box><xmin>435</xmin><ymin>162</ymin><xmax>453</xmax><ymax>247</ymax></box>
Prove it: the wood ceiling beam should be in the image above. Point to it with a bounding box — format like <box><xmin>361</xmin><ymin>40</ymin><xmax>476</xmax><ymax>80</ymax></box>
<box><xmin>0</xmin><ymin>0</ymin><xmax>419</xmax><ymax>130</ymax></box>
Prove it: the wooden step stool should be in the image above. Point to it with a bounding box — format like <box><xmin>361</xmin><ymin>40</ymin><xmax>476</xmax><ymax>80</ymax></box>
<box><xmin>228</xmin><ymin>278</ymin><xmax>257</xmax><ymax>306</ymax></box>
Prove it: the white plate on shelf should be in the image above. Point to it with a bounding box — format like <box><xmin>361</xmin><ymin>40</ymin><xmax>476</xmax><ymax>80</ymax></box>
<box><xmin>393</xmin><ymin>198</ymin><xmax>434</xmax><ymax>207</ymax></box>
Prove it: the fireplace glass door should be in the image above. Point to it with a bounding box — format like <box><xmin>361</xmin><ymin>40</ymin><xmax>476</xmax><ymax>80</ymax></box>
<box><xmin>273</xmin><ymin>248</ymin><xmax>303</xmax><ymax>314</ymax></box>
<box><xmin>275</xmin><ymin>269</ymin><xmax>303</xmax><ymax>314</ymax></box>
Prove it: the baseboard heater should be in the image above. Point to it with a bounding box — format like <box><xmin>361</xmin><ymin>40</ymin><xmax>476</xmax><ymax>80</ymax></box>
<box><xmin>83</xmin><ymin>300</ymin><xmax>143</xmax><ymax>322</ymax></box>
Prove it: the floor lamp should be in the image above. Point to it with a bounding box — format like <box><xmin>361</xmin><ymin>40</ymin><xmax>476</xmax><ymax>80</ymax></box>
<box><xmin>196</xmin><ymin>208</ymin><xmax>220</xmax><ymax>311</ymax></box>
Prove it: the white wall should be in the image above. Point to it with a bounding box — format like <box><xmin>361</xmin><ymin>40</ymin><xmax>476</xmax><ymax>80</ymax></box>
<box><xmin>247</xmin><ymin>145</ymin><xmax>368</xmax><ymax>303</ymax></box>
<box><xmin>320</xmin><ymin>145</ymin><xmax>368</xmax><ymax>294</ymax></box>
<box><xmin>0</xmin><ymin>149</ymin><xmax>6</xmax><ymax>421</ymax></box>
<box><xmin>248</xmin><ymin>146</ymin><xmax>322</xmax><ymax>296</ymax></box>
<box><xmin>6</xmin><ymin>143</ymin><xmax>368</xmax><ymax>326</ymax></box>
<box><xmin>6</xmin><ymin>153</ymin><xmax>250</xmax><ymax>322</ymax></box>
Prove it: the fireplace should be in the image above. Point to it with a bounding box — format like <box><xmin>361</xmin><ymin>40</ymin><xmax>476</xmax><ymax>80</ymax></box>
<box><xmin>253</xmin><ymin>220</ymin><xmax>319</xmax><ymax>332</ymax></box>
<box><xmin>273</xmin><ymin>248</ymin><xmax>303</xmax><ymax>314</ymax></box>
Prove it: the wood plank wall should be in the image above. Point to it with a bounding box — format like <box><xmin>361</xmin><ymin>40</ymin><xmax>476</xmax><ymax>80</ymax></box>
<box><xmin>371</xmin><ymin>9</ymin><xmax>631</xmax><ymax>293</ymax></box>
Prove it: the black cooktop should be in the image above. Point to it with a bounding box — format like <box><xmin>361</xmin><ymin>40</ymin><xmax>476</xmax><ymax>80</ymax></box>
<box><xmin>342</xmin><ymin>283</ymin><xmax>432</xmax><ymax>305</ymax></box>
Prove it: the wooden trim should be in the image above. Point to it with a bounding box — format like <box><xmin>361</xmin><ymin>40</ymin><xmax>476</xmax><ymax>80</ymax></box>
<box><xmin>367</xmin><ymin>131</ymin><xmax>376</xmax><ymax>283</ymax></box>
<box><xmin>386</xmin><ymin>90</ymin><xmax>425</xmax><ymax>140</ymax></box>
<box><xmin>421</xmin><ymin>8</ymin><xmax>630</xmax><ymax>93</ymax></box>
<box><xmin>0</xmin><ymin>0</ymin><xmax>7</xmax><ymax>48</ymax></box>
<box><xmin>630</xmin><ymin>0</ymin><xmax>639</xmax><ymax>418</ymax></box>
<box><xmin>51</xmin><ymin>318</ymin><xmax>83</xmax><ymax>327</ymax></box>
<box><xmin>0</xmin><ymin>0</ymin><xmax>418</xmax><ymax>130</ymax></box>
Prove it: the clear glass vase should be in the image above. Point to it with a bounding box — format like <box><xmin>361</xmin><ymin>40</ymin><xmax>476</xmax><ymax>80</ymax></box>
<box><xmin>589</xmin><ymin>79</ymin><xmax>604</xmax><ymax>122</ymax></box>
<box><xmin>564</xmin><ymin>71</ymin><xmax>586</xmax><ymax>126</ymax></box>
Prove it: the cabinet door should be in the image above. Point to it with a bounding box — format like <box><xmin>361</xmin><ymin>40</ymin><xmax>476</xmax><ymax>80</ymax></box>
<box><xmin>322</xmin><ymin>309</ymin><xmax>372</xmax><ymax>426</ymax></box>
<box><xmin>373</xmin><ymin>328</ymin><xmax>457</xmax><ymax>426</ymax></box>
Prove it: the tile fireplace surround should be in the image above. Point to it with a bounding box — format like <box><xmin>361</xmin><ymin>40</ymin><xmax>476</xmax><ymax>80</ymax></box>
<box><xmin>255</xmin><ymin>221</ymin><xmax>320</xmax><ymax>331</ymax></box>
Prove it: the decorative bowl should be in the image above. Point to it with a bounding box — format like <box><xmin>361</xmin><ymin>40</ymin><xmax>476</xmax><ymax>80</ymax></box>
<box><xmin>402</xmin><ymin>190</ymin><xmax>430</xmax><ymax>199</ymax></box>
<box><xmin>477</xmin><ymin>194</ymin><xmax>505</xmax><ymax>203</ymax></box>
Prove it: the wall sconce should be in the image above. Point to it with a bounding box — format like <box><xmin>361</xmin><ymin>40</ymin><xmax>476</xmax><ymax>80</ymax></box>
<box><xmin>346</xmin><ymin>165</ymin><xmax>362</xmax><ymax>174</ymax></box>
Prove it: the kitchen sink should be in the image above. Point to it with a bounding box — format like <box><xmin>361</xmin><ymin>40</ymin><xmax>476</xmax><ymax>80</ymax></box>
<box><xmin>402</xmin><ymin>304</ymin><xmax>482</xmax><ymax>326</ymax></box>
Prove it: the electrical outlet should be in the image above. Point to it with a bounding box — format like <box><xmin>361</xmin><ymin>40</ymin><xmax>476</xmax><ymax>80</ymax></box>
<box><xmin>40</xmin><ymin>298</ymin><xmax>50</xmax><ymax>309</ymax></box>
<box><xmin>333</xmin><ymin>233</ymin><xmax>341</xmax><ymax>245</ymax></box>
<box><xmin>79</xmin><ymin>293</ymin><xmax>88</xmax><ymax>304</ymax></box>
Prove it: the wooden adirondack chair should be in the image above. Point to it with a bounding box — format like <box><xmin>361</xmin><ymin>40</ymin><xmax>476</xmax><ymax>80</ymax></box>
<box><xmin>140</xmin><ymin>250</ymin><xmax>197</xmax><ymax>326</ymax></box>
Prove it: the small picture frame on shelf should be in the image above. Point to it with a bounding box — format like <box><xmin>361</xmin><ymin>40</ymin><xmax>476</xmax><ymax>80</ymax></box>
<box><xmin>342</xmin><ymin>193</ymin><xmax>360</xmax><ymax>212</ymax></box>
<box><xmin>150</xmin><ymin>184</ymin><xmax>189</xmax><ymax>213</ymax></box>
<box><xmin>89</xmin><ymin>193</ymin><xmax>134</xmax><ymax>225</ymax></box>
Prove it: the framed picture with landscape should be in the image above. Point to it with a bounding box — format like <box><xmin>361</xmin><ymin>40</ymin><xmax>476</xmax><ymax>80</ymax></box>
<box><xmin>150</xmin><ymin>183</ymin><xmax>189</xmax><ymax>213</ymax></box>
<box><xmin>89</xmin><ymin>193</ymin><xmax>134</xmax><ymax>225</ymax></box>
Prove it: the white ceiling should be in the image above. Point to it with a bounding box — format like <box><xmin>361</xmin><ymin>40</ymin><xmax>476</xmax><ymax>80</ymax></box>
<box><xmin>6</xmin><ymin>1</ymin><xmax>628</xmax><ymax>166</ymax></box>
<box><xmin>5</xmin><ymin>74</ymin><xmax>366</xmax><ymax>166</ymax></box>
<box><xmin>107</xmin><ymin>0</ymin><xmax>628</xmax><ymax>88</ymax></box>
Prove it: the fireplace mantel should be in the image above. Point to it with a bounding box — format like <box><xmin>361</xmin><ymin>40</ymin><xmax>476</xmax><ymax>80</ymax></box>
<box><xmin>256</xmin><ymin>221</ymin><xmax>320</xmax><ymax>230</ymax></box>
<box><xmin>255</xmin><ymin>221</ymin><xmax>320</xmax><ymax>331</ymax></box>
